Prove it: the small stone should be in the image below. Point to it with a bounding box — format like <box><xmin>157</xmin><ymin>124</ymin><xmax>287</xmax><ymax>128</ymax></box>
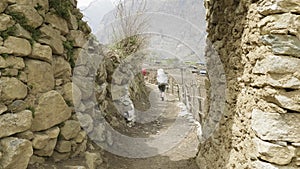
<box><xmin>45</xmin><ymin>127</ymin><xmax>60</xmax><ymax>139</ymax></box>
<box><xmin>56</xmin><ymin>79</ymin><xmax>64</xmax><ymax>86</ymax></box>
<box><xmin>53</xmin><ymin>56</ymin><xmax>72</xmax><ymax>79</ymax></box>
<box><xmin>55</xmin><ymin>140</ymin><xmax>72</xmax><ymax>153</ymax></box>
<box><xmin>8</xmin><ymin>100</ymin><xmax>28</xmax><ymax>113</ymax></box>
<box><xmin>34</xmin><ymin>138</ymin><xmax>57</xmax><ymax>157</ymax></box>
<box><xmin>85</xmin><ymin>152</ymin><xmax>102</xmax><ymax>169</ymax></box>
<box><xmin>14</xmin><ymin>23</ymin><xmax>31</xmax><ymax>39</ymax></box>
<box><xmin>60</xmin><ymin>120</ymin><xmax>81</xmax><ymax>140</ymax></box>
<box><xmin>0</xmin><ymin>1</ymin><xmax>8</xmax><ymax>13</ymax></box>
<box><xmin>0</xmin><ymin>14</ymin><xmax>14</xmax><ymax>31</ymax></box>
<box><xmin>29</xmin><ymin>155</ymin><xmax>45</xmax><ymax>165</ymax></box>
<box><xmin>71</xmin><ymin>140</ymin><xmax>87</xmax><ymax>158</ymax></box>
<box><xmin>291</xmin><ymin>143</ymin><xmax>300</xmax><ymax>147</ymax></box>
<box><xmin>2</xmin><ymin>68</ymin><xmax>18</xmax><ymax>76</ymax></box>
<box><xmin>52</xmin><ymin>151</ymin><xmax>71</xmax><ymax>162</ymax></box>
<box><xmin>32</xmin><ymin>134</ymin><xmax>50</xmax><ymax>149</ymax></box>
<box><xmin>31</xmin><ymin>43</ymin><xmax>53</xmax><ymax>64</ymax></box>
<box><xmin>75</xmin><ymin>131</ymin><xmax>87</xmax><ymax>143</ymax></box>
<box><xmin>0</xmin><ymin>56</ymin><xmax>25</xmax><ymax>69</ymax></box>
<box><xmin>65</xmin><ymin>166</ymin><xmax>86</xmax><ymax>169</ymax></box>
<box><xmin>16</xmin><ymin>130</ymin><xmax>34</xmax><ymax>140</ymax></box>
<box><xmin>68</xmin><ymin>30</ymin><xmax>86</xmax><ymax>48</ymax></box>
<box><xmin>77</xmin><ymin>113</ymin><xmax>93</xmax><ymax>133</ymax></box>
<box><xmin>0</xmin><ymin>46</ymin><xmax>13</xmax><ymax>54</ymax></box>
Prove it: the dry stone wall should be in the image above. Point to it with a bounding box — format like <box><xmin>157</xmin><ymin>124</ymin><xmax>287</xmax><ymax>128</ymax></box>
<box><xmin>0</xmin><ymin>0</ymin><xmax>92</xmax><ymax>168</ymax></box>
<box><xmin>197</xmin><ymin>0</ymin><xmax>300</xmax><ymax>168</ymax></box>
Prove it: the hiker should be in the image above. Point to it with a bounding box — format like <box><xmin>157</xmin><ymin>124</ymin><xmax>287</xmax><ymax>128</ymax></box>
<box><xmin>156</xmin><ymin>69</ymin><xmax>168</xmax><ymax>101</ymax></box>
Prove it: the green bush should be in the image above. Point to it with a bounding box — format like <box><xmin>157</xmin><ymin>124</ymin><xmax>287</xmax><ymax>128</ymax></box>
<box><xmin>49</xmin><ymin>0</ymin><xmax>72</xmax><ymax>19</ymax></box>
<box><xmin>63</xmin><ymin>40</ymin><xmax>75</xmax><ymax>68</ymax></box>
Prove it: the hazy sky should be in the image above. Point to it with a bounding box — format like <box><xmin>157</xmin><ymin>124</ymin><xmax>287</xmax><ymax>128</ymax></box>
<box><xmin>77</xmin><ymin>0</ymin><xmax>119</xmax><ymax>8</ymax></box>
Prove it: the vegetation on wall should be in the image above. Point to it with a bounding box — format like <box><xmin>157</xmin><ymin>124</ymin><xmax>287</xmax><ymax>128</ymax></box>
<box><xmin>8</xmin><ymin>12</ymin><xmax>41</xmax><ymax>43</ymax></box>
<box><xmin>49</xmin><ymin>0</ymin><xmax>72</xmax><ymax>19</ymax></box>
<box><xmin>63</xmin><ymin>40</ymin><xmax>75</xmax><ymax>68</ymax></box>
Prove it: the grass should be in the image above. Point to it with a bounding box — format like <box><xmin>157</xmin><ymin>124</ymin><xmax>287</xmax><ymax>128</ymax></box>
<box><xmin>0</xmin><ymin>26</ymin><xmax>17</xmax><ymax>40</ymax></box>
<box><xmin>0</xmin><ymin>53</ymin><xmax>9</xmax><ymax>59</ymax></box>
<box><xmin>8</xmin><ymin>12</ymin><xmax>41</xmax><ymax>43</ymax></box>
<box><xmin>63</xmin><ymin>40</ymin><xmax>75</xmax><ymax>68</ymax></box>
<box><xmin>26</xmin><ymin>106</ymin><xmax>35</xmax><ymax>118</ymax></box>
<box><xmin>49</xmin><ymin>0</ymin><xmax>72</xmax><ymax>19</ymax></box>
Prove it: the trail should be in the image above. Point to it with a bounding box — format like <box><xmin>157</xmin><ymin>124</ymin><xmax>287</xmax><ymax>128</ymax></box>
<box><xmin>104</xmin><ymin>83</ymin><xmax>200</xmax><ymax>169</ymax></box>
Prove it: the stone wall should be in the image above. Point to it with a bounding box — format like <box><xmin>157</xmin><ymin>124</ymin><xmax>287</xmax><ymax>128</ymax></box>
<box><xmin>0</xmin><ymin>0</ymin><xmax>92</xmax><ymax>168</ymax></box>
<box><xmin>197</xmin><ymin>0</ymin><xmax>300</xmax><ymax>168</ymax></box>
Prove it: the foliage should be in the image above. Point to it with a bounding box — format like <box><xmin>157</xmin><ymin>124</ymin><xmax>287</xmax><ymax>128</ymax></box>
<box><xmin>26</xmin><ymin>106</ymin><xmax>35</xmax><ymax>118</ymax></box>
<box><xmin>49</xmin><ymin>0</ymin><xmax>72</xmax><ymax>19</ymax></box>
<box><xmin>0</xmin><ymin>53</ymin><xmax>9</xmax><ymax>59</ymax></box>
<box><xmin>63</xmin><ymin>40</ymin><xmax>75</xmax><ymax>68</ymax></box>
<box><xmin>0</xmin><ymin>26</ymin><xmax>16</xmax><ymax>40</ymax></box>
<box><xmin>34</xmin><ymin>3</ymin><xmax>43</xmax><ymax>11</ymax></box>
<box><xmin>111</xmin><ymin>0</ymin><xmax>148</xmax><ymax>58</ymax></box>
<box><xmin>9</xmin><ymin>12</ymin><xmax>41</xmax><ymax>42</ymax></box>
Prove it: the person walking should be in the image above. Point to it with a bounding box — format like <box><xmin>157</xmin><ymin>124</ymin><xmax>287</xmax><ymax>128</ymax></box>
<box><xmin>156</xmin><ymin>69</ymin><xmax>168</xmax><ymax>101</ymax></box>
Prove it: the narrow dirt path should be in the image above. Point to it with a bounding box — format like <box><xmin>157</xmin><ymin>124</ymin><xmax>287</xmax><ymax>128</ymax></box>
<box><xmin>103</xmin><ymin>83</ymin><xmax>200</xmax><ymax>169</ymax></box>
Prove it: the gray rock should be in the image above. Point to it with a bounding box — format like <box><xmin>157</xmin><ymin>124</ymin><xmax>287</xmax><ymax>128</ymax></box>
<box><xmin>0</xmin><ymin>110</ymin><xmax>32</xmax><ymax>138</ymax></box>
<box><xmin>8</xmin><ymin>100</ymin><xmax>28</xmax><ymax>113</ymax></box>
<box><xmin>261</xmin><ymin>34</ymin><xmax>300</xmax><ymax>58</ymax></box>
<box><xmin>0</xmin><ymin>137</ymin><xmax>33</xmax><ymax>169</ymax></box>
<box><xmin>252</xmin><ymin>109</ymin><xmax>300</xmax><ymax>142</ymax></box>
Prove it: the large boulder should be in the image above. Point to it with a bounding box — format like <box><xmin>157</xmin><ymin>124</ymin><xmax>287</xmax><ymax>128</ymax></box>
<box><xmin>31</xmin><ymin>90</ymin><xmax>71</xmax><ymax>131</ymax></box>
<box><xmin>0</xmin><ymin>110</ymin><xmax>32</xmax><ymax>138</ymax></box>
<box><xmin>25</xmin><ymin>59</ymin><xmax>54</xmax><ymax>94</ymax></box>
<box><xmin>0</xmin><ymin>137</ymin><xmax>33</xmax><ymax>169</ymax></box>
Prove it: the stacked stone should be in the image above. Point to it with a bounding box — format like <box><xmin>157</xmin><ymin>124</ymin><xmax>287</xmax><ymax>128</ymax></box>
<box><xmin>0</xmin><ymin>0</ymin><xmax>92</xmax><ymax>168</ymax></box>
<box><xmin>249</xmin><ymin>1</ymin><xmax>300</xmax><ymax>168</ymax></box>
<box><xmin>197</xmin><ymin>0</ymin><xmax>300</xmax><ymax>169</ymax></box>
